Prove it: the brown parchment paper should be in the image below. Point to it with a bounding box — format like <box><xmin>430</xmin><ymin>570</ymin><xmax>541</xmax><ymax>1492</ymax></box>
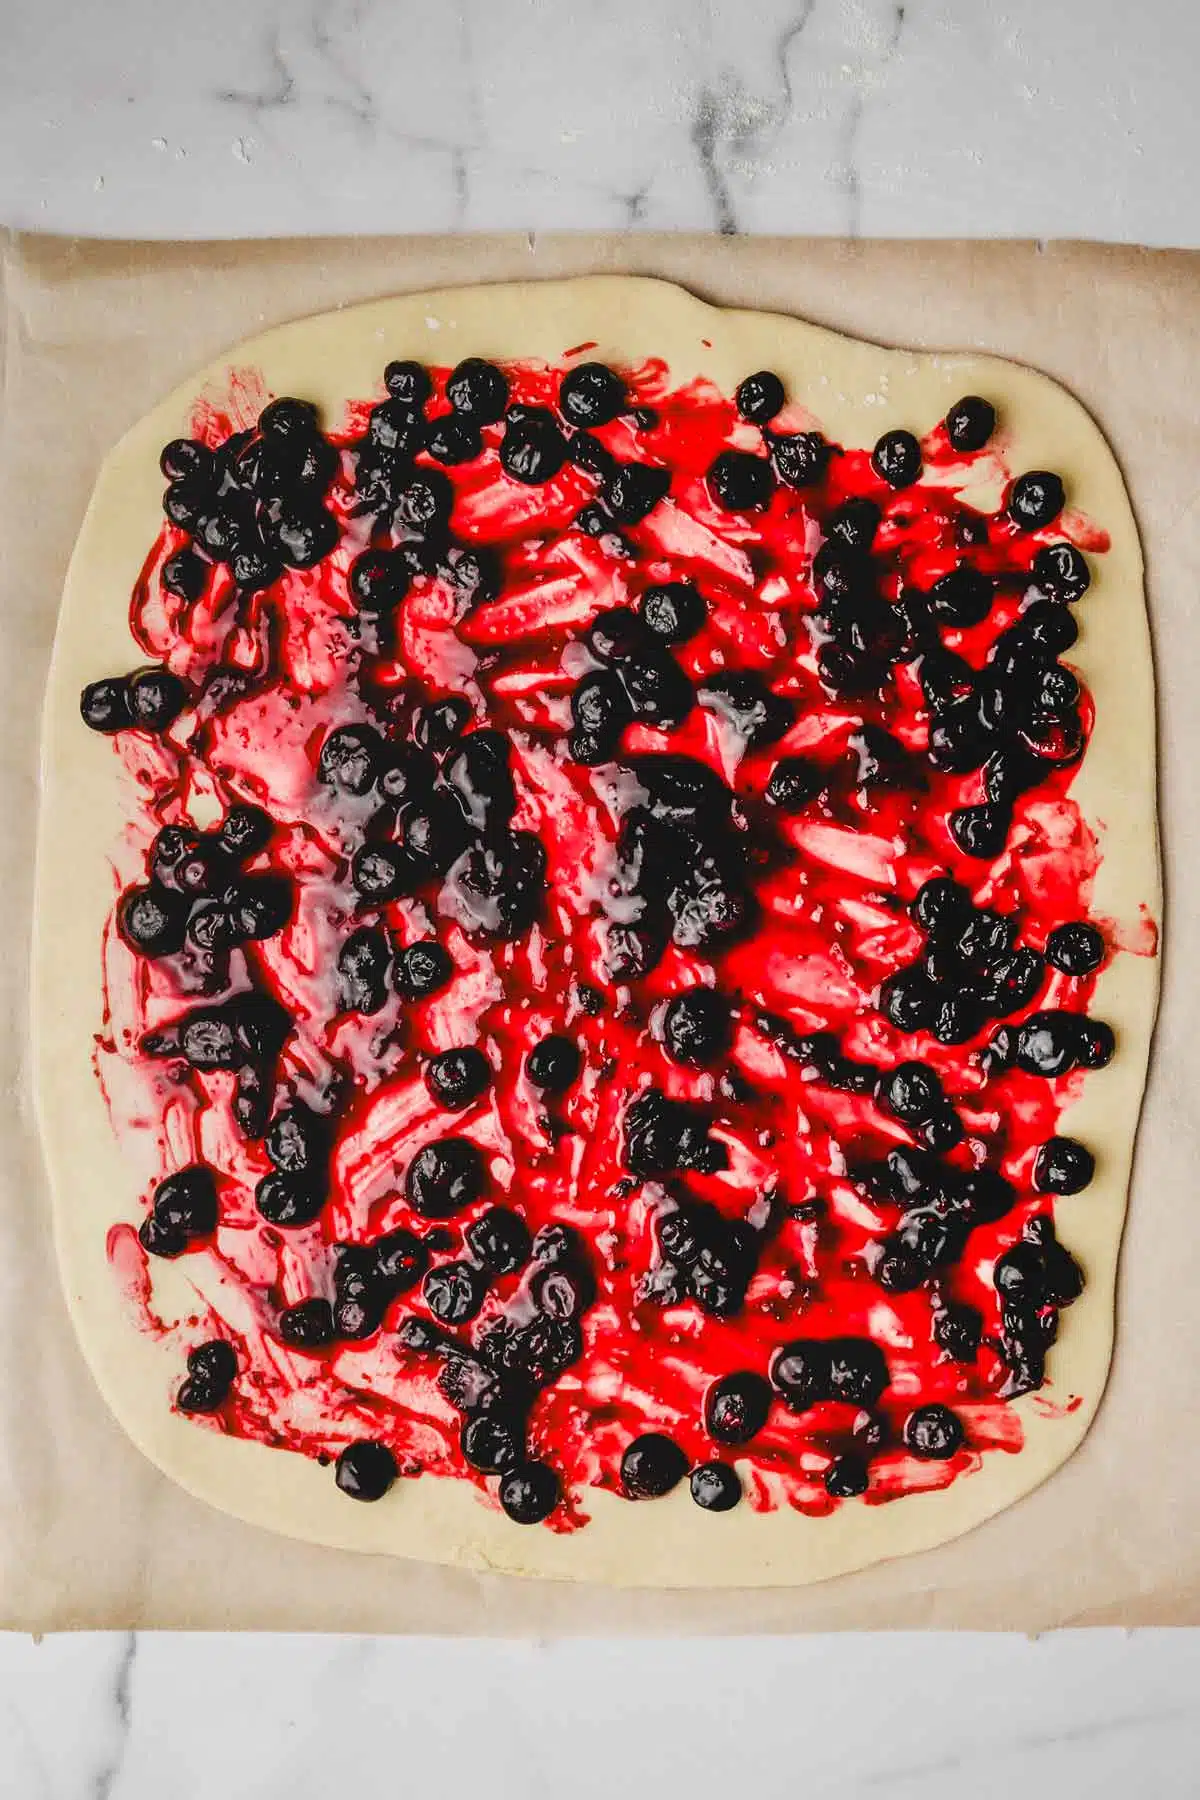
<box><xmin>1</xmin><ymin>231</ymin><xmax>1193</xmax><ymax>1634</ymax></box>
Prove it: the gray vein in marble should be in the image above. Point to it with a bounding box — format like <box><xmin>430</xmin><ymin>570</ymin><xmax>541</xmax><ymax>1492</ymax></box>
<box><xmin>837</xmin><ymin>1</ymin><xmax>907</xmax><ymax>238</ymax></box>
<box><xmin>862</xmin><ymin>1696</ymin><xmax>1198</xmax><ymax>1787</ymax></box>
<box><xmin>93</xmin><ymin>1632</ymin><xmax>136</xmax><ymax>1800</ymax></box>
<box><xmin>690</xmin><ymin>86</ymin><xmax>739</xmax><ymax>235</ymax></box>
<box><xmin>217</xmin><ymin>22</ymin><xmax>296</xmax><ymax>113</ymax></box>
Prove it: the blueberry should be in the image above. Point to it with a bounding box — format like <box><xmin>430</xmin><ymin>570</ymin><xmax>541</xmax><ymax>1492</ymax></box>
<box><xmin>446</xmin><ymin>357</ymin><xmax>509</xmax><ymax>422</ymax></box>
<box><xmin>620</xmin><ymin>1433</ymin><xmax>688</xmax><ymax>1499</ymax></box>
<box><xmin>335</xmin><ymin>1440</ymin><xmax>397</xmax><ymax>1501</ymax></box>
<box><xmin>849</xmin><ymin>725</ymin><xmax>910</xmax><ymax>790</ymax></box>
<box><xmin>932</xmin><ymin>990</ymin><xmax>984</xmax><ymax>1045</ymax></box>
<box><xmin>824</xmin><ymin>1453</ymin><xmax>869</xmax><ymax>1499</ymax></box>
<box><xmin>1015</xmin><ymin>1012</ymin><xmax>1079</xmax><ymax>1078</ymax></box>
<box><xmin>445</xmin><ymin>829</ymin><xmax>546</xmax><ymax>940</ymax></box>
<box><xmin>393</xmin><ymin>940</ymin><xmax>453</xmax><ymax>1000</ymax></box>
<box><xmin>368</xmin><ymin>1229</ymin><xmax>426</xmax><ymax>1297</ymax></box>
<box><xmin>332</xmin><ymin>1261</ymin><xmax>385</xmax><ymax>1340</ymax></box>
<box><xmin>117</xmin><ymin>884</ymin><xmax>189</xmax><ymax>958</ymax></box>
<box><xmin>587</xmin><ymin>607</ymin><xmax>650</xmax><ymax>665</ymax></box>
<box><xmin>949</xmin><ymin>802</ymin><xmax>1011</xmax><ymax>860</ymax></box>
<box><xmin>465</xmin><ymin>1206</ymin><xmax>531</xmax><ymax>1275</ymax></box>
<box><xmin>603</xmin><ymin>462</ymin><xmax>671</xmax><ymax>525</ymax></box>
<box><xmin>1034</xmin><ymin>1136</ymin><xmax>1095</xmax><ymax>1194</ymax></box>
<box><xmin>567</xmin><ymin>430</ymin><xmax>614</xmax><ymax>474</ymax></box>
<box><xmin>498</xmin><ymin>1460</ymin><xmax>561</xmax><ymax>1524</ymax></box>
<box><xmin>771</xmin><ymin>1341</ymin><xmax>832</xmax><ymax>1411</ymax></box>
<box><xmin>265</xmin><ymin>1107</ymin><xmax>328</xmax><ymax>1182</ymax></box>
<box><xmin>255</xmin><ymin>1171</ymin><xmax>325</xmax><ymax>1227</ymax></box>
<box><xmin>825</xmin><ymin>497</ymin><xmax>881</xmax><ymax>550</ymax></box>
<box><xmin>160</xmin><ymin>437</ymin><xmax>212</xmax><ymax>481</ymax></box>
<box><xmin>338</xmin><ymin>926</ymin><xmax>392</xmax><ymax>1014</ymax></box>
<box><xmin>698</xmin><ymin>672</ymin><xmax>793</xmax><ymax>747</ymax></box>
<box><xmin>876</xmin><ymin>1061</ymin><xmax>943</xmax><ymax>1124</ymax></box>
<box><xmin>531</xmin><ymin>1263</ymin><xmax>589</xmax><ymax>1321</ymax></box>
<box><xmin>911</xmin><ymin>1100</ymin><xmax>966</xmax><ymax>1151</ymax></box>
<box><xmin>707</xmin><ymin>450</ymin><xmax>775</xmax><ymax>511</ymax></box>
<box><xmin>150</xmin><ymin>1165</ymin><xmax>219</xmax><ymax>1241</ymax></box>
<box><xmin>1032</xmin><ymin>542</ymin><xmax>1090</xmax><ymax>602</ymax></box>
<box><xmin>705</xmin><ymin>1371</ymin><xmax>771</xmax><ymax>1444</ymax></box>
<box><xmin>559</xmin><ymin>361</ymin><xmax>626</xmax><ymax>427</ymax></box>
<box><xmin>945</xmin><ymin>396</ymin><xmax>996</xmax><ymax>453</ymax></box>
<box><xmin>365</xmin><ymin>397</ymin><xmax>423</xmax><ymax>458</ymax></box>
<box><xmin>500</xmin><ymin>407</ymin><xmax>568</xmax><ymax>485</ymax></box>
<box><xmin>903</xmin><ymin>1405</ymin><xmax>964</xmax><ymax>1460</ymax></box>
<box><xmin>879</xmin><ymin>970</ymin><xmax>937</xmax><ymax>1033</ymax></box>
<box><xmin>351</xmin><ymin>844</ymin><xmax>417</xmax><ymax>902</ymax></box>
<box><xmin>187</xmin><ymin>1339</ymin><xmax>238</xmax><ymax>1393</ymax></box>
<box><xmin>319</xmin><ymin>723</ymin><xmax>385</xmax><ymax>795</ymax></box>
<box><xmin>571</xmin><ymin>670</ymin><xmax>632</xmax><ymax>747</ymax></box>
<box><xmin>278</xmin><ymin>1297</ymin><xmax>336</xmax><ymax>1347</ymax></box>
<box><xmin>765</xmin><ymin>755</ymin><xmax>821</xmax><ymax>811</ymax></box>
<box><xmin>422</xmin><ymin>1260</ymin><xmax>486</xmax><ymax>1324</ymax></box>
<box><xmin>1008</xmin><ymin>471</ymin><xmax>1065</xmax><ymax>530</ymax></box>
<box><xmin>383</xmin><ymin>360</ymin><xmax>431</xmax><ymax>406</ymax></box>
<box><xmin>827</xmin><ymin>1339</ymin><xmax>889</xmax><ymax>1406</ymax></box>
<box><xmin>404</xmin><ymin>791</ymin><xmax>471</xmax><ymax>873</ymax></box>
<box><xmin>525</xmin><ymin>1034</ymin><xmax>581</xmax><ymax>1094</ymax></box>
<box><xmin>425</xmin><ymin>413</ymin><xmax>482</xmax><ymax>464</ymax></box>
<box><xmin>662</xmin><ymin>989</ymin><xmax>731</xmax><ymax>1067</ymax></box>
<box><xmin>348</xmin><ymin>550</ymin><xmax>409</xmax><ymax>612</ymax></box>
<box><xmin>933</xmin><ymin>1302</ymin><xmax>982</xmax><ymax>1362</ymax></box>
<box><xmin>229</xmin><ymin>875</ymin><xmax>292</xmax><ymax>942</ymax></box>
<box><xmin>161</xmin><ymin>547</ymin><xmax>208</xmax><ymax>602</ymax></box>
<box><xmin>638</xmin><ymin>582</ymin><xmax>707</xmax><ymax>644</ymax></box>
<box><xmin>272</xmin><ymin>506</ymin><xmax>340</xmax><ymax>569</ymax></box>
<box><xmin>1020</xmin><ymin>600</ymin><xmax>1078</xmax><ymax>654</ymax></box>
<box><xmin>690</xmin><ymin>1461</ymin><xmax>742</xmax><ymax>1511</ymax></box>
<box><xmin>178</xmin><ymin>1339</ymin><xmax>238</xmax><ymax>1414</ymax></box>
<box><xmin>397</xmin><ymin>1316</ymin><xmax>443</xmax><ymax>1355</ymax></box>
<box><xmin>925</xmin><ymin>697</ymin><xmax>989</xmax><ymax>773</ymax></box>
<box><xmin>406</xmin><ymin>1137</ymin><xmax>485</xmax><ymax>1217</ymax></box>
<box><xmin>617</xmin><ymin>647</ymin><xmax>694</xmax><ymax>728</ymax></box>
<box><xmin>414</xmin><ymin>697</ymin><xmax>471</xmax><ymax>755</ymax></box>
<box><xmin>622</xmin><ymin>1089</ymin><xmax>727</xmax><ymax>1179</ymax></box>
<box><xmin>955</xmin><ymin>907</ymin><xmax>1015</xmax><ymax>967</ymax></box>
<box><xmin>219</xmin><ymin>805</ymin><xmax>273</xmax><ymax>861</ymax></box>
<box><xmin>394</xmin><ymin>470</ymin><xmax>454</xmax><ymax>533</ymax></box>
<box><xmin>161</xmin><ymin>475</ymin><xmax>211</xmax><ymax>529</ymax></box>
<box><xmin>918</xmin><ymin>648</ymin><xmax>974</xmax><ymax>718</ymax></box>
<box><xmin>736</xmin><ymin>370</ymin><xmax>786</xmax><ymax>423</ymax></box>
<box><xmin>1035</xmin><ymin>664</ymin><xmax>1080</xmax><ymax>719</ymax></box>
<box><xmin>1046</xmin><ymin>921</ymin><xmax>1105</xmax><ymax>976</ymax></box>
<box><xmin>872</xmin><ymin>430</ymin><xmax>922</xmax><ymax>488</ymax></box>
<box><xmin>462</xmin><ymin>1413</ymin><xmax>523</xmax><ymax>1473</ymax></box>
<box><xmin>770</xmin><ymin>432</ymin><xmax>829</xmax><ymax>489</ymax></box>
<box><xmin>929</xmin><ymin>566</ymin><xmax>995</xmax><ymax>627</ymax></box>
<box><xmin>80</xmin><ymin>676</ymin><xmax>132</xmax><ymax>733</ymax></box>
<box><xmin>483</xmin><ymin>1314</ymin><xmax>583</xmax><ymax>1391</ymax></box>
<box><xmin>984</xmin><ymin>947</ymin><xmax>1046</xmax><ymax>1016</ymax></box>
<box><xmin>425</xmin><ymin>1046</ymin><xmax>491</xmax><ymax>1111</ymax></box>
<box><xmin>1076</xmin><ymin>1018</ymin><xmax>1115</xmax><ymax>1069</ymax></box>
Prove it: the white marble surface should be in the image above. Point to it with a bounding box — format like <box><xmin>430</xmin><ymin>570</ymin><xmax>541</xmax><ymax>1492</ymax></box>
<box><xmin>2</xmin><ymin>0</ymin><xmax>1199</xmax><ymax>243</ymax></box>
<box><xmin>5</xmin><ymin>1</ymin><xmax>1200</xmax><ymax>1792</ymax></box>
<box><xmin>1</xmin><ymin>1629</ymin><xmax>1199</xmax><ymax>1797</ymax></box>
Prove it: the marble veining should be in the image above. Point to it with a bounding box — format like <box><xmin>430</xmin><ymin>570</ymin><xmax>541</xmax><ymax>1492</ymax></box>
<box><xmin>2</xmin><ymin>0</ymin><xmax>1199</xmax><ymax>242</ymax></box>
<box><xmin>3</xmin><ymin>1630</ymin><xmax>1200</xmax><ymax>1797</ymax></box>
<box><xmin>4</xmin><ymin>0</ymin><xmax>1200</xmax><ymax>1788</ymax></box>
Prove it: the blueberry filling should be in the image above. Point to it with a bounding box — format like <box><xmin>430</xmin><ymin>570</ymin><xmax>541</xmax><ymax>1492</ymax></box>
<box><xmin>90</xmin><ymin>369</ymin><xmax>1117</xmax><ymax>1527</ymax></box>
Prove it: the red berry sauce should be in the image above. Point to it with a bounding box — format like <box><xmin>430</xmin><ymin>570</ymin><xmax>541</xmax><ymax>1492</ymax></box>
<box><xmin>88</xmin><ymin>349</ymin><xmax>1145</xmax><ymax>1531</ymax></box>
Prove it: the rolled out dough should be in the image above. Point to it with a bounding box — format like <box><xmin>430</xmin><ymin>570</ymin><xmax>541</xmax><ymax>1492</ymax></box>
<box><xmin>33</xmin><ymin>277</ymin><xmax>1160</xmax><ymax>1587</ymax></box>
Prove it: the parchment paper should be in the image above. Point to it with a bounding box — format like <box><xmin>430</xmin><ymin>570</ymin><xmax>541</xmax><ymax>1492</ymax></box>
<box><xmin>1</xmin><ymin>231</ymin><xmax>1193</xmax><ymax>1633</ymax></box>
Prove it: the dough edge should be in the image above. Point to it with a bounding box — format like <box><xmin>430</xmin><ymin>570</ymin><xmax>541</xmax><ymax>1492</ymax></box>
<box><xmin>32</xmin><ymin>274</ymin><xmax>1160</xmax><ymax>1588</ymax></box>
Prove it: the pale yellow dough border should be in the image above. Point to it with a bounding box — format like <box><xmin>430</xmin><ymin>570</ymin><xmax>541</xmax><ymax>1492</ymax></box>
<box><xmin>33</xmin><ymin>277</ymin><xmax>1159</xmax><ymax>1588</ymax></box>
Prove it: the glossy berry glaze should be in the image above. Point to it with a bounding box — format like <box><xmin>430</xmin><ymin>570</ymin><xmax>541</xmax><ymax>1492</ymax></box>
<box><xmin>85</xmin><ymin>349</ymin><xmax>1152</xmax><ymax>1532</ymax></box>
